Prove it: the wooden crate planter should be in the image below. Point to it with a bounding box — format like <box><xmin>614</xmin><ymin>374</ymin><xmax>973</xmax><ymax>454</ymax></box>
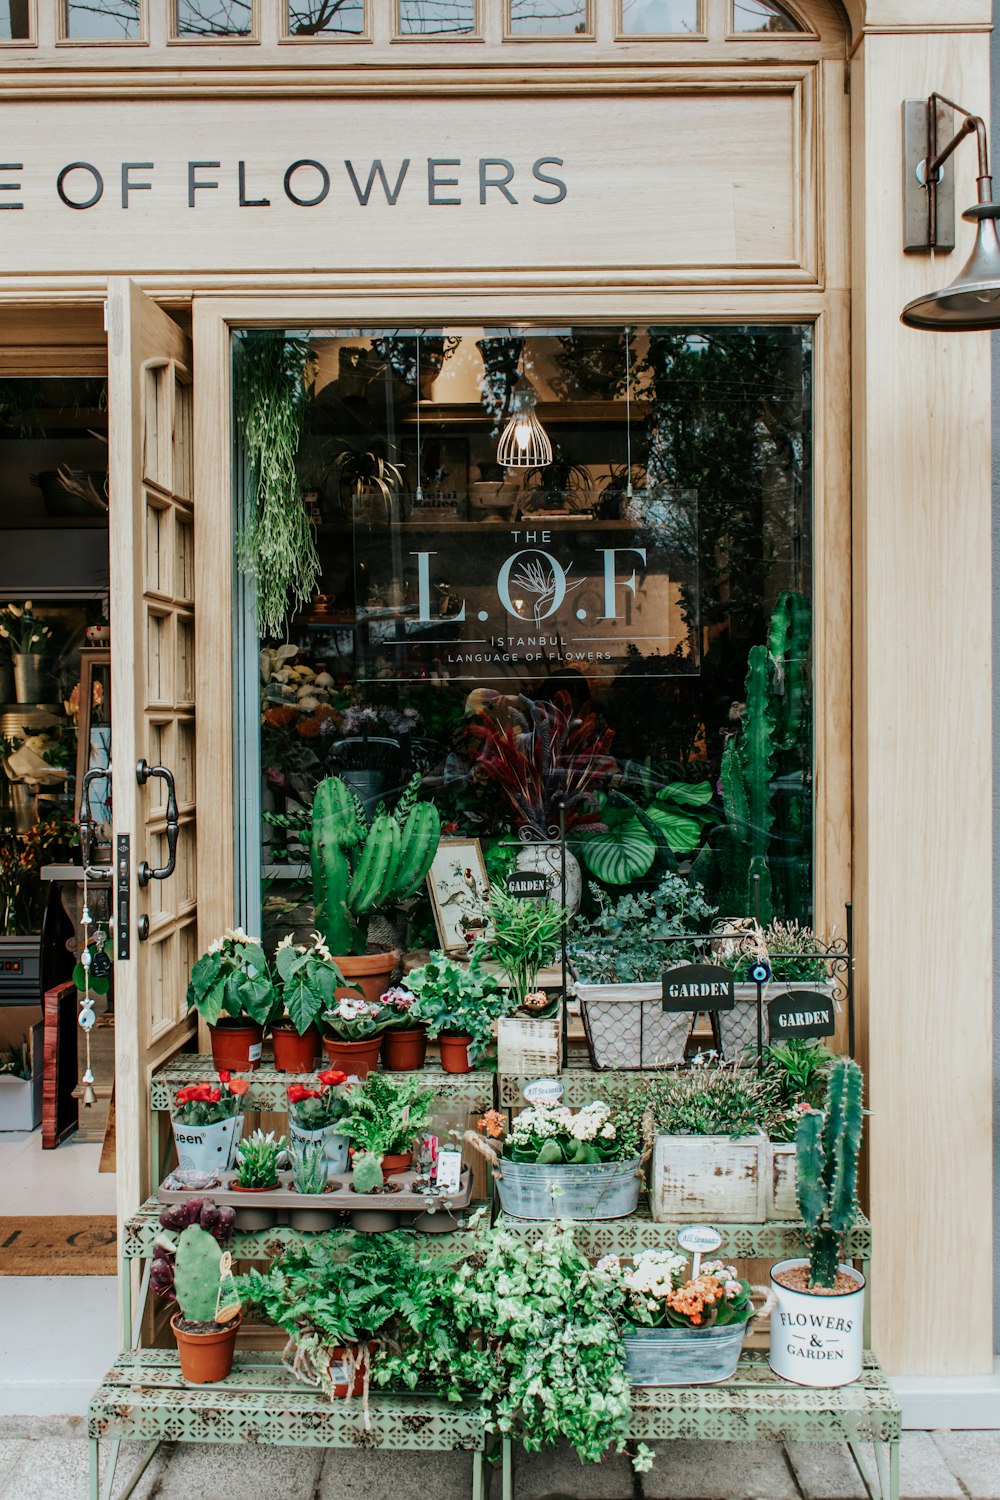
<box><xmin>768</xmin><ymin>1142</ymin><xmax>800</xmax><ymax>1220</ymax></box>
<box><xmin>651</xmin><ymin>1132</ymin><xmax>767</xmax><ymax>1223</ymax></box>
<box><xmin>496</xmin><ymin>1016</ymin><xmax>561</xmax><ymax>1076</ymax></box>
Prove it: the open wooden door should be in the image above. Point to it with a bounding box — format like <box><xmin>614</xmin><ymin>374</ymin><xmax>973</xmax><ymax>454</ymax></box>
<box><xmin>107</xmin><ymin>280</ymin><xmax>198</xmax><ymax>1224</ymax></box>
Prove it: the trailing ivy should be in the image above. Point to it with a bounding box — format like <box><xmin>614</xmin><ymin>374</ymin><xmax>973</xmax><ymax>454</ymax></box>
<box><xmin>234</xmin><ymin>331</ymin><xmax>319</xmax><ymax>636</ymax></box>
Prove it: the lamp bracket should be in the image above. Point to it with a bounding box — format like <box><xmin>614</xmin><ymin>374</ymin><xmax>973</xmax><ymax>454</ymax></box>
<box><xmin>904</xmin><ymin>98</ymin><xmax>956</xmax><ymax>253</ymax></box>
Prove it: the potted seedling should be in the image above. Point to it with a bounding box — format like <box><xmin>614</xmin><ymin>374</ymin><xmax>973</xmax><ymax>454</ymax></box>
<box><xmin>170</xmin><ymin>1072</ymin><xmax>249</xmax><ymax>1177</ymax></box>
<box><xmin>186</xmin><ymin>929</ymin><xmax>278</xmax><ymax>1071</ymax></box>
<box><xmin>287</xmin><ymin>1138</ymin><xmax>335</xmax><ymax>1230</ymax></box>
<box><xmin>597</xmin><ymin>1247</ymin><xmax>771</xmax><ymax>1386</ymax></box>
<box><xmin>647</xmin><ymin>1065</ymin><xmax>783</xmax><ymax>1223</ymax></box>
<box><xmin>230</xmin><ymin>1129</ymin><xmax>285</xmax><ymax>1231</ymax></box>
<box><xmin>482</xmin><ymin>883</ymin><xmax>568</xmax><ymax>1076</ymax></box>
<box><xmin>321</xmin><ymin>996</ymin><xmax>385</xmax><ymax>1077</ymax></box>
<box><xmin>376</xmin><ymin>985</ymin><xmax>427</xmax><ymax>1072</ymax></box>
<box><xmin>153</xmin><ymin>1217</ymin><xmax>242</xmax><ymax>1385</ymax></box>
<box><xmin>309</xmin><ymin>772</ymin><xmax>440</xmax><ymax>1005</ymax></box>
<box><xmin>285</xmin><ymin>1069</ymin><xmax>351</xmax><ymax>1176</ymax></box>
<box><xmin>472</xmin><ymin>1098</ymin><xmax>646</xmax><ymax>1222</ymax></box>
<box><xmin>769</xmin><ymin>1057</ymin><xmax>865</xmax><ymax>1387</ymax></box>
<box><xmin>568</xmin><ymin>874</ymin><xmax>718</xmax><ymax>1068</ymax></box>
<box><xmin>406</xmin><ymin>949</ymin><xmax>509</xmax><ymax>1073</ymax></box>
<box><xmin>271</xmin><ymin>932</ymin><xmax>350</xmax><ymax>1072</ymax></box>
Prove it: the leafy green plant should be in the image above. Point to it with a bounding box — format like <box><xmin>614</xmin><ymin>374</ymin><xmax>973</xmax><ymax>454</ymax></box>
<box><xmin>483</xmin><ymin>883</ymin><xmax>568</xmax><ymax>1004</ymax></box>
<box><xmin>568</xmin><ymin>873</ymin><xmax>717</xmax><ymax>985</ymax></box>
<box><xmin>330</xmin><ymin>446</ymin><xmax>406</xmax><ymax>519</ymax></box>
<box><xmin>233</xmin><ymin>1128</ymin><xmax>285</xmax><ymax>1189</ymax></box>
<box><xmin>186</xmin><ymin>929</ymin><xmax>279</xmax><ymax>1028</ymax></box>
<box><xmin>575</xmin><ymin>778</ymin><xmax>716</xmax><ymax>885</ymax></box>
<box><xmin>338</xmin><ymin>1072</ymin><xmax>434</xmax><ymax>1158</ymax></box>
<box><xmin>796</xmin><ymin>1057</ymin><xmax>863</xmax><ymax>1288</ymax></box>
<box><xmin>406</xmin><ymin>949</ymin><xmax>512</xmax><ymax>1061</ymax></box>
<box><xmin>762</xmin><ymin>921</ymin><xmax>830</xmax><ymax>984</ymax></box>
<box><xmin>764</xmin><ymin>1040</ymin><xmax>831</xmax><ymax>1108</ymax></box>
<box><xmin>0</xmin><ymin>1036</ymin><xmax>31</xmax><ymax>1080</ymax></box>
<box><xmin>321</xmin><ymin>996</ymin><xmax>383</xmax><ymax>1040</ymax></box>
<box><xmin>274</xmin><ymin>933</ymin><xmax>350</xmax><ymax>1034</ymax></box>
<box><xmin>234</xmin><ymin>331</ymin><xmax>319</xmax><ymax>636</ymax></box>
<box><xmin>648</xmin><ymin>1064</ymin><xmax>782</xmax><ymax>1138</ymax></box>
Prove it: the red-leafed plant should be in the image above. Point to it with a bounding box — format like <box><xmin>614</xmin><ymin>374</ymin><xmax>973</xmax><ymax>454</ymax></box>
<box><xmin>466</xmin><ymin>691</ymin><xmax>616</xmax><ymax>838</ymax></box>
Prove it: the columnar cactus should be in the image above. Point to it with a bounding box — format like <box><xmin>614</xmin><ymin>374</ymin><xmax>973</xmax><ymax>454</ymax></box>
<box><xmin>795</xmin><ymin>1057</ymin><xmax>864</xmax><ymax>1289</ymax></box>
<box><xmin>719</xmin><ymin>644</ymin><xmax>776</xmax><ymax>922</ymax></box>
<box><xmin>172</xmin><ymin>1225</ymin><xmax>226</xmax><ymax>1325</ymax></box>
<box><xmin>310</xmin><ymin>773</ymin><xmax>441</xmax><ymax>955</ymax></box>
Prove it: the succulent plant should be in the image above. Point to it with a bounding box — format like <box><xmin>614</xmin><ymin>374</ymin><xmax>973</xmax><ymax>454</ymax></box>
<box><xmin>291</xmin><ymin>1138</ymin><xmax>329</xmax><ymax>1196</ymax></box>
<box><xmin>352</xmin><ymin>1151</ymin><xmax>385</xmax><ymax>1195</ymax></box>
<box><xmin>795</xmin><ymin>1057</ymin><xmax>863</xmax><ymax>1289</ymax></box>
<box><xmin>233</xmin><ymin>1129</ymin><xmax>284</xmax><ymax>1190</ymax></box>
<box><xmin>172</xmin><ymin>1225</ymin><xmax>226</xmax><ymax>1325</ymax></box>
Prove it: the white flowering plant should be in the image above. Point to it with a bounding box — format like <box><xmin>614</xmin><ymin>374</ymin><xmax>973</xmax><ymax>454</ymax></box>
<box><xmin>596</xmin><ymin>1249</ymin><xmax>754</xmax><ymax>1331</ymax></box>
<box><xmin>186</xmin><ymin>928</ymin><xmax>279</xmax><ymax>1028</ymax></box>
<box><xmin>321</xmin><ymin>995</ymin><xmax>384</xmax><ymax>1041</ymax></box>
<box><xmin>0</xmin><ymin>601</ymin><xmax>53</xmax><ymax>657</ymax></box>
<box><xmin>500</xmin><ymin>1098</ymin><xmax>643</xmax><ymax>1165</ymax></box>
<box><xmin>274</xmin><ymin>931</ymin><xmax>352</xmax><ymax>1035</ymax></box>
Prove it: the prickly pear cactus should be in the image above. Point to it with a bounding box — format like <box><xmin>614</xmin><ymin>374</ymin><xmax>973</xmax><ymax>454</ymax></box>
<box><xmin>172</xmin><ymin>1225</ymin><xmax>224</xmax><ymax>1324</ymax></box>
<box><xmin>352</xmin><ymin>1151</ymin><xmax>385</xmax><ymax>1194</ymax></box>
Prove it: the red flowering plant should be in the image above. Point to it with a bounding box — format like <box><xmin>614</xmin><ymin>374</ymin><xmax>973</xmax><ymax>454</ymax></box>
<box><xmin>285</xmin><ymin>1069</ymin><xmax>350</xmax><ymax>1130</ymax></box>
<box><xmin>172</xmin><ymin>1071</ymin><xmax>250</xmax><ymax>1127</ymax></box>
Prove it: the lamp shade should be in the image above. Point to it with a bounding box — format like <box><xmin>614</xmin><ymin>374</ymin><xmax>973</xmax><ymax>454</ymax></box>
<box><xmin>901</xmin><ymin>200</ymin><xmax>1000</xmax><ymax>330</ymax></box>
<box><xmin>497</xmin><ymin>376</ymin><xmax>552</xmax><ymax>468</ymax></box>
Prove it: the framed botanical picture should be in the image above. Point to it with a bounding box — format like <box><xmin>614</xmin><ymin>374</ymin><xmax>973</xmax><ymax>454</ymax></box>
<box><xmin>427</xmin><ymin>837</ymin><xmax>489</xmax><ymax>953</ymax></box>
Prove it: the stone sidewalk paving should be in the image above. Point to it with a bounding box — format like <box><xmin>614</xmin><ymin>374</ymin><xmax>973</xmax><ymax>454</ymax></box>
<box><xmin>0</xmin><ymin>1425</ymin><xmax>998</xmax><ymax>1500</ymax></box>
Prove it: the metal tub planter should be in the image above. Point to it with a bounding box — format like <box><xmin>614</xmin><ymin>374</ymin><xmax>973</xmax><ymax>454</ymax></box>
<box><xmin>623</xmin><ymin>1320</ymin><xmax>751</xmax><ymax>1386</ymax></box>
<box><xmin>495</xmin><ymin>1157</ymin><xmax>643</xmax><ymax>1221</ymax></box>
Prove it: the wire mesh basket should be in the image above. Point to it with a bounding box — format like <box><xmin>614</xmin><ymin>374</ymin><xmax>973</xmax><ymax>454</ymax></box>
<box><xmin>576</xmin><ymin>982</ymin><xmax>693</xmax><ymax>1069</ymax></box>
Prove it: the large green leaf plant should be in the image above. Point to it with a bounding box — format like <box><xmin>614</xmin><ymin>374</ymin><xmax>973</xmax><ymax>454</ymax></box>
<box><xmin>186</xmin><ymin>929</ymin><xmax>278</xmax><ymax>1028</ymax></box>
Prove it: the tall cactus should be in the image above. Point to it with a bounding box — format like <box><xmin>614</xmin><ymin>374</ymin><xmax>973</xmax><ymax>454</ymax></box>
<box><xmin>310</xmin><ymin>774</ymin><xmax>441</xmax><ymax>955</ymax></box>
<box><xmin>718</xmin><ymin>644</ymin><xmax>776</xmax><ymax>922</ymax></box>
<box><xmin>795</xmin><ymin>1058</ymin><xmax>863</xmax><ymax>1289</ymax></box>
<box><xmin>172</xmin><ymin>1225</ymin><xmax>226</xmax><ymax>1325</ymax></box>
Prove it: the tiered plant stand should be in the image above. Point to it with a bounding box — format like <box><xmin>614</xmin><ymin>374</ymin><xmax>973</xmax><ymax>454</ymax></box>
<box><xmin>89</xmin><ymin>1055</ymin><xmax>497</xmax><ymax>1500</ymax></box>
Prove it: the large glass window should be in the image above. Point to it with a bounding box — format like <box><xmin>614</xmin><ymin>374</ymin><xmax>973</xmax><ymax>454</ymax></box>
<box><xmin>508</xmin><ymin>1</ymin><xmax>589</xmax><ymax>36</ymax></box>
<box><xmin>619</xmin><ymin>0</ymin><xmax>699</xmax><ymax>33</ymax></box>
<box><xmin>236</xmin><ymin>325</ymin><xmax>813</xmax><ymax>955</ymax></box>
<box><xmin>64</xmin><ymin>1</ymin><xmax>140</xmax><ymax>39</ymax></box>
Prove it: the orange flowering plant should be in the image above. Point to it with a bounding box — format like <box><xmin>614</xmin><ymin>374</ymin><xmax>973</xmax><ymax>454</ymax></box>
<box><xmin>595</xmin><ymin>1249</ymin><xmax>753</xmax><ymax>1331</ymax></box>
<box><xmin>172</xmin><ymin>1071</ymin><xmax>250</xmax><ymax>1127</ymax></box>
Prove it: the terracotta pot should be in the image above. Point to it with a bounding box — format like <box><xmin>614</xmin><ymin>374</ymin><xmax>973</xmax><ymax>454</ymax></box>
<box><xmin>380</xmin><ymin>1151</ymin><xmax>413</xmax><ymax>1176</ymax></box>
<box><xmin>209</xmin><ymin>1020</ymin><xmax>264</xmax><ymax>1073</ymax></box>
<box><xmin>322</xmin><ymin>1033</ymin><xmax>383</xmax><ymax>1079</ymax></box>
<box><xmin>171</xmin><ymin>1311</ymin><xmax>241</xmax><ymax>1385</ymax></box>
<box><xmin>333</xmin><ymin>951</ymin><xmax>398</xmax><ymax>1005</ymax></box>
<box><xmin>325</xmin><ymin>1344</ymin><xmax>369</xmax><ymax>1397</ymax></box>
<box><xmin>380</xmin><ymin>1027</ymin><xmax>427</xmax><ymax>1072</ymax></box>
<box><xmin>271</xmin><ymin>1023</ymin><xmax>320</xmax><ymax>1073</ymax></box>
<box><xmin>229</xmin><ymin>1180</ymin><xmax>279</xmax><ymax>1194</ymax></box>
<box><xmin>438</xmin><ymin>1033</ymin><xmax>473</xmax><ymax>1074</ymax></box>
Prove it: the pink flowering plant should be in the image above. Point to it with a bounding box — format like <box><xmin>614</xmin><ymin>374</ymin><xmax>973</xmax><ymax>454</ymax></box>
<box><xmin>499</xmin><ymin>1099</ymin><xmax>643</xmax><ymax>1165</ymax></box>
<box><xmin>376</xmin><ymin>986</ymin><xmax>422</xmax><ymax>1032</ymax></box>
<box><xmin>322</xmin><ymin>995</ymin><xmax>383</xmax><ymax>1041</ymax></box>
<box><xmin>596</xmin><ymin>1249</ymin><xmax>754</xmax><ymax>1330</ymax></box>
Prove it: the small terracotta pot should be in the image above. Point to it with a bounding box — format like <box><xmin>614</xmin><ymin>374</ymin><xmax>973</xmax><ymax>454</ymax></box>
<box><xmin>322</xmin><ymin>1033</ymin><xmax>383</xmax><ymax>1079</ymax></box>
<box><xmin>229</xmin><ymin>1180</ymin><xmax>279</xmax><ymax>1194</ymax></box>
<box><xmin>209</xmin><ymin>1020</ymin><xmax>263</xmax><ymax>1073</ymax></box>
<box><xmin>171</xmin><ymin>1311</ymin><xmax>241</xmax><ymax>1385</ymax></box>
<box><xmin>325</xmin><ymin>1344</ymin><xmax>369</xmax><ymax>1398</ymax></box>
<box><xmin>271</xmin><ymin>1023</ymin><xmax>320</xmax><ymax>1073</ymax></box>
<box><xmin>333</xmin><ymin>951</ymin><xmax>398</xmax><ymax>1005</ymax></box>
<box><xmin>438</xmin><ymin>1033</ymin><xmax>473</xmax><ymax>1074</ymax></box>
<box><xmin>380</xmin><ymin>1027</ymin><xmax>427</xmax><ymax>1072</ymax></box>
<box><xmin>380</xmin><ymin>1151</ymin><xmax>413</xmax><ymax>1176</ymax></box>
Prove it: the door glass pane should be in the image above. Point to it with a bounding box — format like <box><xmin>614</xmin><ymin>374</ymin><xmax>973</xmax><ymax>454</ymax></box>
<box><xmin>508</xmin><ymin>0</ymin><xmax>588</xmax><ymax>35</ymax></box>
<box><xmin>287</xmin><ymin>0</ymin><xmax>365</xmax><ymax>34</ymax></box>
<box><xmin>234</xmin><ymin>325</ymin><xmax>816</xmax><ymax>958</ymax></box>
<box><xmin>0</xmin><ymin>3</ymin><xmax>31</xmax><ymax>38</ymax></box>
<box><xmin>64</xmin><ymin>1</ymin><xmax>140</xmax><ymax>38</ymax></box>
<box><xmin>174</xmin><ymin>0</ymin><xmax>252</xmax><ymax>36</ymax></box>
<box><xmin>732</xmin><ymin>0</ymin><xmax>801</xmax><ymax>32</ymax></box>
<box><xmin>620</xmin><ymin>0</ymin><xmax>698</xmax><ymax>32</ymax></box>
<box><xmin>398</xmin><ymin>1</ymin><xmax>476</xmax><ymax>35</ymax></box>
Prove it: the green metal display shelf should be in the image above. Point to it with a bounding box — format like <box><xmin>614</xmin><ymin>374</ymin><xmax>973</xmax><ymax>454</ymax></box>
<box><xmin>499</xmin><ymin>1063</ymin><xmax>686</xmax><ymax>1108</ymax></box>
<box><xmin>88</xmin><ymin>1350</ymin><xmax>491</xmax><ymax>1500</ymax></box>
<box><xmin>152</xmin><ymin>1054</ymin><xmax>496</xmax><ymax>1112</ymax></box>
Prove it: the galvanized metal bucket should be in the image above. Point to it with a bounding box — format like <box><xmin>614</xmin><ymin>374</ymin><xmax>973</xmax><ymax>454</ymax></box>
<box><xmin>495</xmin><ymin>1156</ymin><xmax>642</xmax><ymax>1220</ymax></box>
<box><xmin>623</xmin><ymin>1320</ymin><xmax>749</xmax><ymax>1386</ymax></box>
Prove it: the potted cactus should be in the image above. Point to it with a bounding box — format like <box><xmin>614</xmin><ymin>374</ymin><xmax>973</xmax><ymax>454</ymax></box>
<box><xmin>156</xmin><ymin>1222</ymin><xmax>242</xmax><ymax>1384</ymax></box>
<box><xmin>768</xmin><ymin>1057</ymin><xmax>865</xmax><ymax>1387</ymax></box>
<box><xmin>230</xmin><ymin>1129</ymin><xmax>285</xmax><ymax>1231</ymax></box>
<box><xmin>310</xmin><ymin>773</ymin><xmax>441</xmax><ymax>1003</ymax></box>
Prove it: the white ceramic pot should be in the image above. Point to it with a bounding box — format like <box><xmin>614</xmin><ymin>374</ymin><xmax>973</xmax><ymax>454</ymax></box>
<box><xmin>768</xmin><ymin>1258</ymin><xmax>865</xmax><ymax>1386</ymax></box>
<box><xmin>515</xmin><ymin>841</ymin><xmax>582</xmax><ymax>914</ymax></box>
<box><xmin>288</xmin><ymin>1118</ymin><xmax>351</xmax><ymax>1177</ymax></box>
<box><xmin>171</xmin><ymin>1112</ymin><xmax>244</xmax><ymax>1176</ymax></box>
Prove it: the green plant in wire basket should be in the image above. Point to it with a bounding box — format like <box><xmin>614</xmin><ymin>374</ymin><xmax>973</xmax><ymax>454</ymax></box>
<box><xmin>482</xmin><ymin>882</ymin><xmax>569</xmax><ymax>1006</ymax></box>
<box><xmin>567</xmin><ymin>873</ymin><xmax>717</xmax><ymax>985</ymax></box>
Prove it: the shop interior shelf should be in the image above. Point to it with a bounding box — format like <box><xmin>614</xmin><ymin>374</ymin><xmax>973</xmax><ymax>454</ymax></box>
<box><xmin>151</xmin><ymin>1055</ymin><xmax>495</xmax><ymax>1112</ymax></box>
<box><xmin>495</xmin><ymin>1205</ymin><xmax>873</xmax><ymax>1262</ymax></box>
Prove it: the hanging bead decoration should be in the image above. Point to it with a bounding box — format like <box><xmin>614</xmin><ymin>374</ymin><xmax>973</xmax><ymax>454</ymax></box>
<box><xmin>78</xmin><ymin>866</ymin><xmax>97</xmax><ymax>1108</ymax></box>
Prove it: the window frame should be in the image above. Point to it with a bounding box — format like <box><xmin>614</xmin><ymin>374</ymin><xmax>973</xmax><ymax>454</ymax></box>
<box><xmin>504</xmin><ymin>0</ymin><xmax>594</xmax><ymax>43</ymax></box>
<box><xmin>0</xmin><ymin>0</ymin><xmax>36</xmax><ymax>45</ymax></box>
<box><xmin>58</xmin><ymin>0</ymin><xmax>148</xmax><ymax>46</ymax></box>
<box><xmin>393</xmin><ymin>0</ymin><xmax>482</xmax><ymax>43</ymax></box>
<box><xmin>280</xmin><ymin>0</ymin><xmax>370</xmax><ymax>42</ymax></box>
<box><xmin>727</xmin><ymin>0</ymin><xmax>815</xmax><ymax>40</ymax></box>
<box><xmin>615</xmin><ymin>0</ymin><xmax>706</xmax><ymax>41</ymax></box>
<box><xmin>168</xmin><ymin>0</ymin><xmax>259</xmax><ymax>45</ymax></box>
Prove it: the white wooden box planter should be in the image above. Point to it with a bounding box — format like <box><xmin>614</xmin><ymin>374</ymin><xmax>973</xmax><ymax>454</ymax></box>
<box><xmin>497</xmin><ymin>1016</ymin><xmax>561</xmax><ymax>1076</ymax></box>
<box><xmin>651</xmin><ymin>1131</ymin><xmax>767</xmax><ymax>1223</ymax></box>
<box><xmin>575</xmin><ymin>981</ymin><xmax>693</xmax><ymax>1069</ymax></box>
<box><xmin>768</xmin><ymin>1142</ymin><xmax>800</xmax><ymax>1220</ymax></box>
<box><xmin>0</xmin><ymin>1021</ymin><xmax>42</xmax><ymax>1131</ymax></box>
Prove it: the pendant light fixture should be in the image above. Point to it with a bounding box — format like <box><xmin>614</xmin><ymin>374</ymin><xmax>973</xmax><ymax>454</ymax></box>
<box><xmin>901</xmin><ymin>94</ymin><xmax>1000</xmax><ymax>330</ymax></box>
<box><xmin>497</xmin><ymin>365</ymin><xmax>552</xmax><ymax>469</ymax></box>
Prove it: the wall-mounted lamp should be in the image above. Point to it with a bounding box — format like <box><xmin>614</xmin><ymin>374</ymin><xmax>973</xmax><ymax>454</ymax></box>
<box><xmin>901</xmin><ymin>94</ymin><xmax>1000</xmax><ymax>331</ymax></box>
<box><xmin>497</xmin><ymin>374</ymin><xmax>553</xmax><ymax>468</ymax></box>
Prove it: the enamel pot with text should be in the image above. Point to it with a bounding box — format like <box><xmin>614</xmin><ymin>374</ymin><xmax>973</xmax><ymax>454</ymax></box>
<box><xmin>768</xmin><ymin>1258</ymin><xmax>865</xmax><ymax>1386</ymax></box>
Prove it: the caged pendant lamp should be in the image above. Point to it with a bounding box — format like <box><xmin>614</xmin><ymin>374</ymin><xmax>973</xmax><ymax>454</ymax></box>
<box><xmin>497</xmin><ymin>373</ymin><xmax>552</xmax><ymax>469</ymax></box>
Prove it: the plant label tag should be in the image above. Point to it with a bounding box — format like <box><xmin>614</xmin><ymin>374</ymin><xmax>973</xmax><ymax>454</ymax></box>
<box><xmin>677</xmin><ymin>1224</ymin><xmax>723</xmax><ymax>1280</ymax></box>
<box><xmin>662</xmin><ymin>964</ymin><xmax>735</xmax><ymax>1013</ymax></box>
<box><xmin>523</xmin><ymin>1078</ymin><xmax>563</xmax><ymax>1106</ymax></box>
<box><xmin>506</xmin><ymin>872</ymin><xmax>550</xmax><ymax>901</ymax></box>
<box><xmin>248</xmin><ymin>1042</ymin><xmax>263</xmax><ymax>1061</ymax></box>
<box><xmin>435</xmin><ymin>1149</ymin><xmax>463</xmax><ymax>1193</ymax></box>
<box><xmin>215</xmin><ymin>1251</ymin><xmax>242</xmax><ymax>1325</ymax></box>
<box><xmin>767</xmin><ymin>990</ymin><xmax>836</xmax><ymax>1040</ymax></box>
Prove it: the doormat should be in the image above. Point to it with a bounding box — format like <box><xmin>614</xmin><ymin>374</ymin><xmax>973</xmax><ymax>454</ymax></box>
<box><xmin>0</xmin><ymin>1216</ymin><xmax>117</xmax><ymax>1275</ymax></box>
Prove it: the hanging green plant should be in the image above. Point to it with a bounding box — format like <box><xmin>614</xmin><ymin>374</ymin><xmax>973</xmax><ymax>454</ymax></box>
<box><xmin>234</xmin><ymin>331</ymin><xmax>319</xmax><ymax>636</ymax></box>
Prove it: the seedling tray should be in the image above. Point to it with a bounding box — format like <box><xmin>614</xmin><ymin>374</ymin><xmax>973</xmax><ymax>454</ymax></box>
<box><xmin>156</xmin><ymin>1168</ymin><xmax>473</xmax><ymax>1216</ymax></box>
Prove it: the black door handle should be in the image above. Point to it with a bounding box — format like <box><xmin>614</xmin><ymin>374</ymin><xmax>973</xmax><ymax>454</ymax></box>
<box><xmin>79</xmin><ymin>766</ymin><xmax>112</xmax><ymax>871</ymax></box>
<box><xmin>135</xmin><ymin>759</ymin><xmax>179</xmax><ymax>886</ymax></box>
